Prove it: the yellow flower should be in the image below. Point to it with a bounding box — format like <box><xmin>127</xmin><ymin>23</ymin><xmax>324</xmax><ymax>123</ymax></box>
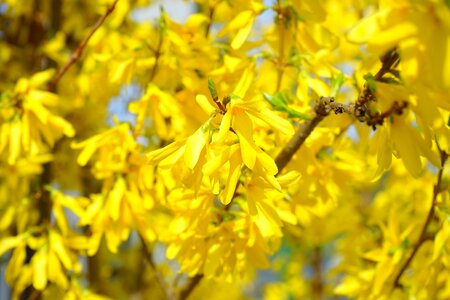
<box><xmin>3</xmin><ymin>228</ymin><xmax>81</xmax><ymax>297</ymax></box>
<box><xmin>72</xmin><ymin>122</ymin><xmax>136</xmax><ymax>178</ymax></box>
<box><xmin>217</xmin><ymin>1</ymin><xmax>264</xmax><ymax>49</ymax></box>
<box><xmin>0</xmin><ymin>71</ymin><xmax>74</xmax><ymax>164</ymax></box>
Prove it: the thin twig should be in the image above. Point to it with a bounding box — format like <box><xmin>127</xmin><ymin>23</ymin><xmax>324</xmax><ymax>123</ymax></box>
<box><xmin>49</xmin><ymin>0</ymin><xmax>119</xmax><ymax>91</ymax></box>
<box><xmin>275</xmin><ymin>115</ymin><xmax>324</xmax><ymax>174</ymax></box>
<box><xmin>374</xmin><ymin>49</ymin><xmax>400</xmax><ymax>81</ymax></box>
<box><xmin>275</xmin><ymin>97</ymin><xmax>331</xmax><ymax>174</ymax></box>
<box><xmin>205</xmin><ymin>7</ymin><xmax>215</xmax><ymax>38</ymax></box>
<box><xmin>311</xmin><ymin>246</ymin><xmax>323</xmax><ymax>300</ymax></box>
<box><xmin>275</xmin><ymin>0</ymin><xmax>285</xmax><ymax>92</ymax></box>
<box><xmin>355</xmin><ymin>48</ymin><xmax>400</xmax><ymax>120</ymax></box>
<box><xmin>149</xmin><ymin>29</ymin><xmax>163</xmax><ymax>82</ymax></box>
<box><xmin>138</xmin><ymin>234</ymin><xmax>175</xmax><ymax>300</ymax></box>
<box><xmin>178</xmin><ymin>274</ymin><xmax>204</xmax><ymax>300</ymax></box>
<box><xmin>392</xmin><ymin>149</ymin><xmax>448</xmax><ymax>288</ymax></box>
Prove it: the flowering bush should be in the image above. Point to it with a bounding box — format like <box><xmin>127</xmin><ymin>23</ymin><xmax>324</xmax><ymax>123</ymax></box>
<box><xmin>1</xmin><ymin>0</ymin><xmax>450</xmax><ymax>299</ymax></box>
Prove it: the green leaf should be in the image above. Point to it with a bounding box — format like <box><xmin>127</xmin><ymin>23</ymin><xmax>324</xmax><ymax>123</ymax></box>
<box><xmin>363</xmin><ymin>73</ymin><xmax>377</xmax><ymax>93</ymax></box>
<box><xmin>330</xmin><ymin>72</ymin><xmax>344</xmax><ymax>97</ymax></box>
<box><xmin>223</xmin><ymin>96</ymin><xmax>231</xmax><ymax>106</ymax></box>
<box><xmin>263</xmin><ymin>92</ymin><xmax>287</xmax><ymax>108</ymax></box>
<box><xmin>262</xmin><ymin>92</ymin><xmax>310</xmax><ymax>120</ymax></box>
<box><xmin>208</xmin><ymin>78</ymin><xmax>218</xmax><ymax>100</ymax></box>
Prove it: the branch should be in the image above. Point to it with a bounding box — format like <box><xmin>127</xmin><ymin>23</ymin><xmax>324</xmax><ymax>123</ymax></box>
<box><xmin>275</xmin><ymin>49</ymin><xmax>401</xmax><ymax>175</ymax></box>
<box><xmin>275</xmin><ymin>97</ymin><xmax>334</xmax><ymax>174</ymax></box>
<box><xmin>178</xmin><ymin>274</ymin><xmax>204</xmax><ymax>300</ymax></box>
<box><xmin>365</xmin><ymin>100</ymin><xmax>407</xmax><ymax>129</ymax></box>
<box><xmin>311</xmin><ymin>246</ymin><xmax>323</xmax><ymax>300</ymax></box>
<box><xmin>392</xmin><ymin>149</ymin><xmax>448</xmax><ymax>288</ymax></box>
<box><xmin>275</xmin><ymin>116</ymin><xmax>324</xmax><ymax>174</ymax></box>
<box><xmin>149</xmin><ymin>28</ymin><xmax>163</xmax><ymax>82</ymax></box>
<box><xmin>204</xmin><ymin>7</ymin><xmax>215</xmax><ymax>38</ymax></box>
<box><xmin>49</xmin><ymin>0</ymin><xmax>119</xmax><ymax>91</ymax></box>
<box><xmin>275</xmin><ymin>0</ymin><xmax>286</xmax><ymax>92</ymax></box>
<box><xmin>375</xmin><ymin>49</ymin><xmax>400</xmax><ymax>81</ymax></box>
<box><xmin>138</xmin><ymin>234</ymin><xmax>175</xmax><ymax>300</ymax></box>
<box><xmin>355</xmin><ymin>48</ymin><xmax>400</xmax><ymax>120</ymax></box>
<box><xmin>208</xmin><ymin>79</ymin><xmax>227</xmax><ymax>114</ymax></box>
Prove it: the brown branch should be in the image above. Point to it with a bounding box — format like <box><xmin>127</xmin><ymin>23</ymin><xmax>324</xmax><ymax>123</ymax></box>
<box><xmin>204</xmin><ymin>7</ymin><xmax>215</xmax><ymax>38</ymax></box>
<box><xmin>375</xmin><ymin>49</ymin><xmax>400</xmax><ymax>81</ymax></box>
<box><xmin>365</xmin><ymin>100</ymin><xmax>407</xmax><ymax>129</ymax></box>
<box><xmin>149</xmin><ymin>29</ymin><xmax>163</xmax><ymax>82</ymax></box>
<box><xmin>275</xmin><ymin>0</ymin><xmax>286</xmax><ymax>92</ymax></box>
<box><xmin>275</xmin><ymin>115</ymin><xmax>324</xmax><ymax>174</ymax></box>
<box><xmin>138</xmin><ymin>234</ymin><xmax>175</xmax><ymax>300</ymax></box>
<box><xmin>49</xmin><ymin>0</ymin><xmax>119</xmax><ymax>91</ymax></box>
<box><xmin>178</xmin><ymin>274</ymin><xmax>204</xmax><ymax>300</ymax></box>
<box><xmin>275</xmin><ymin>97</ymin><xmax>332</xmax><ymax>174</ymax></box>
<box><xmin>212</xmin><ymin>96</ymin><xmax>227</xmax><ymax>114</ymax></box>
<box><xmin>311</xmin><ymin>246</ymin><xmax>323</xmax><ymax>300</ymax></box>
<box><xmin>392</xmin><ymin>149</ymin><xmax>448</xmax><ymax>288</ymax></box>
<box><xmin>274</xmin><ymin>48</ymin><xmax>401</xmax><ymax>175</ymax></box>
<box><xmin>355</xmin><ymin>48</ymin><xmax>400</xmax><ymax>120</ymax></box>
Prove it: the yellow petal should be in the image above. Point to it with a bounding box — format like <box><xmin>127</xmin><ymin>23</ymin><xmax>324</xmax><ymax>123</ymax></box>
<box><xmin>374</xmin><ymin>127</ymin><xmax>392</xmax><ymax>179</ymax></box>
<box><xmin>0</xmin><ymin>206</ymin><xmax>15</xmax><ymax>231</ymax></box>
<box><xmin>74</xmin><ymin>138</ymin><xmax>101</xmax><ymax>166</ymax></box>
<box><xmin>293</xmin><ymin>0</ymin><xmax>326</xmax><ymax>22</ymax></box>
<box><xmin>53</xmin><ymin>202</ymin><xmax>69</xmax><ymax>235</ymax></box>
<box><xmin>196</xmin><ymin>94</ymin><xmax>216</xmax><ymax>114</ymax></box>
<box><xmin>32</xmin><ymin>247</ymin><xmax>48</xmax><ymax>290</ymax></box>
<box><xmin>8</xmin><ymin>120</ymin><xmax>21</xmax><ymax>164</ymax></box>
<box><xmin>166</xmin><ymin>243</ymin><xmax>181</xmax><ymax>260</ymax></box>
<box><xmin>203</xmin><ymin>146</ymin><xmax>231</xmax><ymax>175</ymax></box>
<box><xmin>29</xmin><ymin>69</ymin><xmax>55</xmax><ymax>88</ymax></box>
<box><xmin>347</xmin><ymin>12</ymin><xmax>381</xmax><ymax>43</ymax></box>
<box><xmin>276</xmin><ymin>170</ymin><xmax>301</xmax><ymax>186</ymax></box>
<box><xmin>231</xmin><ymin>18</ymin><xmax>254</xmax><ymax>49</ymax></box>
<box><xmin>49</xmin><ymin>230</ymin><xmax>72</xmax><ymax>269</ymax></box>
<box><xmin>218</xmin><ymin>10</ymin><xmax>253</xmax><ymax>36</ymax></box>
<box><xmin>147</xmin><ymin>140</ymin><xmax>185</xmax><ymax>164</ymax></box>
<box><xmin>247</xmin><ymin>183</ymin><xmax>262</xmax><ymax>217</ymax></box>
<box><xmin>21</xmin><ymin>111</ymin><xmax>30</xmax><ymax>152</ymax></box>
<box><xmin>233</xmin><ymin>110</ymin><xmax>257</xmax><ymax>169</ymax></box>
<box><xmin>0</xmin><ymin>235</ymin><xmax>25</xmax><ymax>256</ymax></box>
<box><xmin>233</xmin><ymin>66</ymin><xmax>254</xmax><ymax>99</ymax></box>
<box><xmin>391</xmin><ymin>119</ymin><xmax>422</xmax><ymax>177</ymax></box>
<box><xmin>367</xmin><ymin>21</ymin><xmax>417</xmax><ymax>53</ymax></box>
<box><xmin>222</xmin><ymin>148</ymin><xmax>242</xmax><ymax>205</ymax></box>
<box><xmin>433</xmin><ymin>221</ymin><xmax>450</xmax><ymax>261</ymax></box>
<box><xmin>0</xmin><ymin>122</ymin><xmax>10</xmax><ymax>154</ymax></box>
<box><xmin>184</xmin><ymin>125</ymin><xmax>208</xmax><ymax>169</ymax></box>
<box><xmin>47</xmin><ymin>251</ymin><xmax>68</xmax><ymax>289</ymax></box>
<box><xmin>49</xmin><ymin>115</ymin><xmax>75</xmax><ymax>137</ymax></box>
<box><xmin>214</xmin><ymin>111</ymin><xmax>232</xmax><ymax>143</ymax></box>
<box><xmin>249</xmin><ymin>109</ymin><xmax>294</xmax><ymax>136</ymax></box>
<box><xmin>109</xmin><ymin>177</ymin><xmax>126</xmax><ymax>221</ymax></box>
<box><xmin>256</xmin><ymin>151</ymin><xmax>278</xmax><ymax>176</ymax></box>
<box><xmin>5</xmin><ymin>244</ymin><xmax>26</xmax><ymax>283</ymax></box>
<box><xmin>186</xmin><ymin>13</ymin><xmax>209</xmax><ymax>28</ymax></box>
<box><xmin>334</xmin><ymin>277</ymin><xmax>361</xmax><ymax>296</ymax></box>
<box><xmin>159</xmin><ymin>145</ymin><xmax>186</xmax><ymax>169</ymax></box>
<box><xmin>27</xmin><ymin>90</ymin><xmax>59</xmax><ymax>107</ymax></box>
<box><xmin>110</xmin><ymin>58</ymin><xmax>134</xmax><ymax>83</ymax></box>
